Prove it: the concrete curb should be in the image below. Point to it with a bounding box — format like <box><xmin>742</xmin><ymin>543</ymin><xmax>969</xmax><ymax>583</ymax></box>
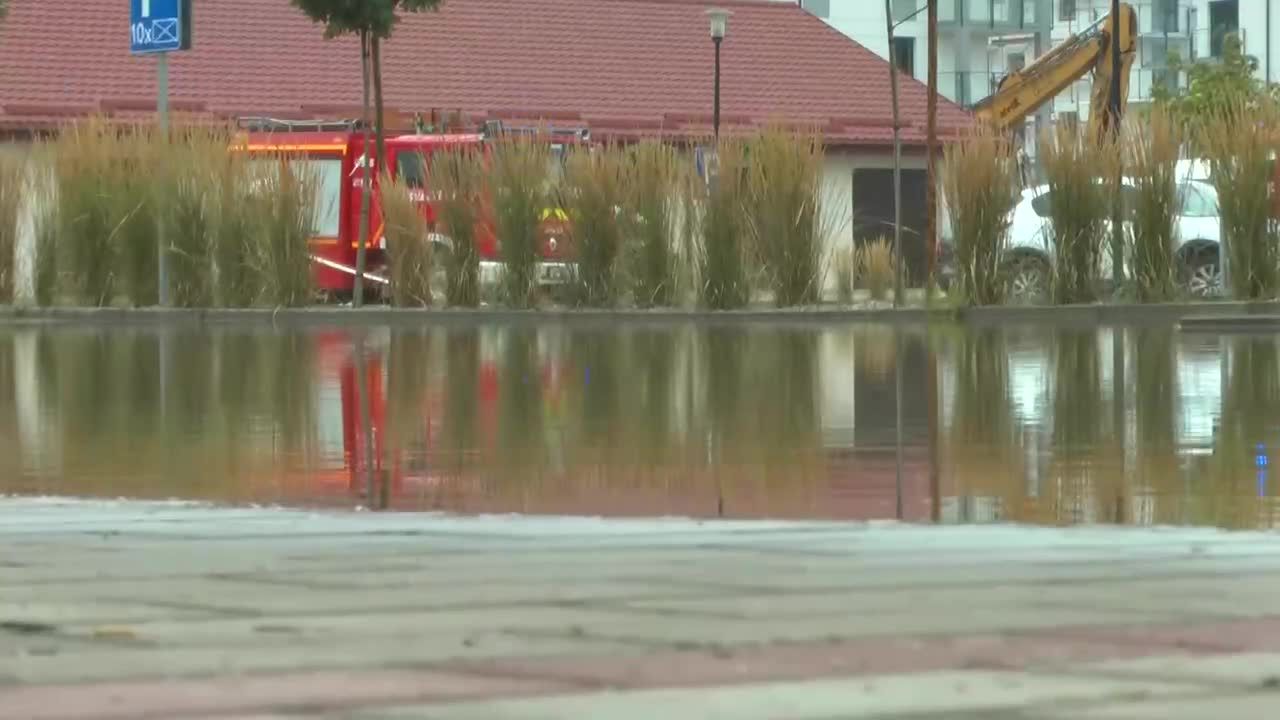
<box><xmin>0</xmin><ymin>301</ymin><xmax>1277</xmax><ymax>328</ymax></box>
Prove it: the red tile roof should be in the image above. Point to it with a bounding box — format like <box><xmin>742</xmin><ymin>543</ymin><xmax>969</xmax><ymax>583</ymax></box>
<box><xmin>0</xmin><ymin>0</ymin><xmax>970</xmax><ymax>147</ymax></box>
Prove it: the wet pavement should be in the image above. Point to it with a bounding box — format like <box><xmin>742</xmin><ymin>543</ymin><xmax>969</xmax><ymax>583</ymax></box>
<box><xmin>2</xmin><ymin>497</ymin><xmax>1280</xmax><ymax>719</ymax></box>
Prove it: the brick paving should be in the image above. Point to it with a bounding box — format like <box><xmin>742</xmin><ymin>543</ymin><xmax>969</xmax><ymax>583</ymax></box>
<box><xmin>1</xmin><ymin>499</ymin><xmax>1279</xmax><ymax>718</ymax></box>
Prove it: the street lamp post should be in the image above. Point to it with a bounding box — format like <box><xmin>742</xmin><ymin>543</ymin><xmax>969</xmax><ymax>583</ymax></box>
<box><xmin>708</xmin><ymin>9</ymin><xmax>730</xmax><ymax>140</ymax></box>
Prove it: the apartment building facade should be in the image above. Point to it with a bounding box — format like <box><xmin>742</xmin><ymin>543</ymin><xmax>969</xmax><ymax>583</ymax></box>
<box><xmin>1049</xmin><ymin>1</ymin><xmax>1275</xmax><ymax>124</ymax></box>
<box><xmin>799</xmin><ymin>0</ymin><xmax>1277</xmax><ymax>135</ymax></box>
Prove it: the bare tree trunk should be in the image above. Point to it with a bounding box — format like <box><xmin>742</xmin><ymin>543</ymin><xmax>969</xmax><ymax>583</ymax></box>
<box><xmin>354</xmin><ymin>31</ymin><xmax>373</xmax><ymax>307</ymax></box>
<box><xmin>926</xmin><ymin>0</ymin><xmax>938</xmax><ymax>297</ymax></box>
<box><xmin>372</xmin><ymin>34</ymin><xmax>387</xmax><ymax>174</ymax></box>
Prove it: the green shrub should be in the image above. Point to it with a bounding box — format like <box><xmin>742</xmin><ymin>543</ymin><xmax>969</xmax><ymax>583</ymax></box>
<box><xmin>941</xmin><ymin>126</ymin><xmax>1018</xmax><ymax>305</ymax></box>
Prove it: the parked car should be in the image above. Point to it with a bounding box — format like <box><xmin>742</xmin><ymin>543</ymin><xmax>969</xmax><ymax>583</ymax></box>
<box><xmin>1001</xmin><ymin>179</ymin><xmax>1222</xmax><ymax>301</ymax></box>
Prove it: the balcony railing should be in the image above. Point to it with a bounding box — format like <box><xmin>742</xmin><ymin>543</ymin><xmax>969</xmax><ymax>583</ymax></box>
<box><xmin>938</xmin><ymin>0</ymin><xmax>1038</xmax><ymax>29</ymax></box>
<box><xmin>1055</xmin><ymin>2</ymin><xmax>1193</xmax><ymax>35</ymax></box>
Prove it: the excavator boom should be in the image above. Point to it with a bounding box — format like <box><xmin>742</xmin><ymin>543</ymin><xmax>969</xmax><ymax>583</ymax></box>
<box><xmin>972</xmin><ymin>3</ymin><xmax>1136</xmax><ymax>139</ymax></box>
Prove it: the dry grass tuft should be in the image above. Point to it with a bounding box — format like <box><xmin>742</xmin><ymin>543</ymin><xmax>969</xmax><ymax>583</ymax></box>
<box><xmin>940</xmin><ymin>127</ymin><xmax>1019</xmax><ymax>305</ymax></box>
<box><xmin>430</xmin><ymin>148</ymin><xmax>485</xmax><ymax>307</ymax></box>
<box><xmin>746</xmin><ymin>127</ymin><xmax>827</xmax><ymax>307</ymax></box>
<box><xmin>490</xmin><ymin>134</ymin><xmax>552</xmax><ymax>308</ymax></box>
<box><xmin>381</xmin><ymin>170</ymin><xmax>432</xmax><ymax>307</ymax></box>
<box><xmin>859</xmin><ymin>236</ymin><xmax>895</xmax><ymax>302</ymax></box>
<box><xmin>1038</xmin><ymin>123</ymin><xmax>1114</xmax><ymax>304</ymax></box>
<box><xmin>1124</xmin><ymin>107</ymin><xmax>1181</xmax><ymax>302</ymax></box>
<box><xmin>1197</xmin><ymin>99</ymin><xmax>1279</xmax><ymax>299</ymax></box>
<box><xmin>560</xmin><ymin>144</ymin><xmax>625</xmax><ymax>307</ymax></box>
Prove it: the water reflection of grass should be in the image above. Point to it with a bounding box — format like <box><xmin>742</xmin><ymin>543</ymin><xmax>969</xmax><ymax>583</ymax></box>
<box><xmin>942</xmin><ymin>328</ymin><xmax>1026</xmax><ymax>519</ymax></box>
<box><xmin>497</xmin><ymin>330</ymin><xmax>545</xmax><ymax>479</ymax></box>
<box><xmin>443</xmin><ymin>329</ymin><xmax>480</xmax><ymax>476</ymax></box>
<box><xmin>22</xmin><ymin>329</ymin><xmax>320</xmax><ymax>503</ymax></box>
<box><xmin>1133</xmin><ymin>329</ymin><xmax>1179</xmax><ymax>521</ymax></box>
<box><xmin>1050</xmin><ymin>330</ymin><xmax>1122</xmax><ymax>523</ymax></box>
<box><xmin>1204</xmin><ymin>337</ymin><xmax>1280</xmax><ymax>528</ymax></box>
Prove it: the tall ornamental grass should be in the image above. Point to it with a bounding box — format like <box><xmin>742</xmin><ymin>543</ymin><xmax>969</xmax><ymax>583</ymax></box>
<box><xmin>245</xmin><ymin>157</ymin><xmax>316</xmax><ymax>307</ymax></box>
<box><xmin>381</xmin><ymin>171</ymin><xmax>432</xmax><ymax>307</ymax></box>
<box><xmin>941</xmin><ymin>127</ymin><xmax>1019</xmax><ymax>305</ymax></box>
<box><xmin>160</xmin><ymin>127</ymin><xmax>230</xmax><ymax>307</ymax></box>
<box><xmin>1198</xmin><ymin>99</ymin><xmax>1279</xmax><ymax>300</ymax></box>
<box><xmin>560</xmin><ymin>144</ymin><xmax>625</xmax><ymax>307</ymax></box>
<box><xmin>491</xmin><ymin>134</ymin><xmax>551</xmax><ymax>308</ymax></box>
<box><xmin>746</xmin><ymin>127</ymin><xmax>827</xmax><ymax>307</ymax></box>
<box><xmin>1124</xmin><ymin>107</ymin><xmax>1181</xmax><ymax>302</ymax></box>
<box><xmin>696</xmin><ymin>138</ymin><xmax>751</xmax><ymax>310</ymax></box>
<box><xmin>0</xmin><ymin>152</ymin><xmax>23</xmax><ymax>304</ymax></box>
<box><xmin>1039</xmin><ymin>123</ymin><xmax>1113</xmax><ymax>304</ymax></box>
<box><xmin>430</xmin><ymin>148</ymin><xmax>484</xmax><ymax>307</ymax></box>
<box><xmin>48</xmin><ymin>119</ymin><xmax>158</xmax><ymax>306</ymax></box>
<box><xmin>211</xmin><ymin>139</ymin><xmax>258</xmax><ymax>308</ymax></box>
<box><xmin>625</xmin><ymin>140</ymin><xmax>680</xmax><ymax>308</ymax></box>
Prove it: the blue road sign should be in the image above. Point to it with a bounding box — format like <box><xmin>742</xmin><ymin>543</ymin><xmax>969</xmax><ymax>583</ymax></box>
<box><xmin>131</xmin><ymin>0</ymin><xmax>191</xmax><ymax>55</ymax></box>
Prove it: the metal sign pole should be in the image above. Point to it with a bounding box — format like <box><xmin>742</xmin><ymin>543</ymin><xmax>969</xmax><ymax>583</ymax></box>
<box><xmin>157</xmin><ymin>52</ymin><xmax>170</xmax><ymax>307</ymax></box>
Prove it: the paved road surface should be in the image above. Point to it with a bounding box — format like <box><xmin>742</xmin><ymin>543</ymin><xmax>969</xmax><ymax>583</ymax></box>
<box><xmin>1</xmin><ymin>498</ymin><xmax>1279</xmax><ymax>718</ymax></box>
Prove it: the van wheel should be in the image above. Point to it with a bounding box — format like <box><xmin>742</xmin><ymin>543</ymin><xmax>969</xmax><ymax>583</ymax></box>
<box><xmin>1180</xmin><ymin>245</ymin><xmax>1223</xmax><ymax>298</ymax></box>
<box><xmin>1004</xmin><ymin>254</ymin><xmax>1050</xmax><ymax>305</ymax></box>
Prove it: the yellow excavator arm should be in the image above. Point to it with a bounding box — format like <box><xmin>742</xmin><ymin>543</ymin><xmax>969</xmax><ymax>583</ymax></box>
<box><xmin>972</xmin><ymin>3</ymin><xmax>1137</xmax><ymax>142</ymax></box>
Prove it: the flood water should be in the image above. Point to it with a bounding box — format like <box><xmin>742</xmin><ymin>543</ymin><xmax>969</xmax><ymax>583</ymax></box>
<box><xmin>0</xmin><ymin>322</ymin><xmax>1276</xmax><ymax>529</ymax></box>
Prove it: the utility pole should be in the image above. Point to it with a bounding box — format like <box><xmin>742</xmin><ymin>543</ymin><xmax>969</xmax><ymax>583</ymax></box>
<box><xmin>926</xmin><ymin>0</ymin><xmax>938</xmax><ymax>298</ymax></box>
<box><xmin>885</xmin><ymin>0</ymin><xmax>904</xmax><ymax>309</ymax></box>
<box><xmin>1109</xmin><ymin>0</ymin><xmax>1124</xmax><ymax>287</ymax></box>
<box><xmin>157</xmin><ymin>52</ymin><xmax>170</xmax><ymax>307</ymax></box>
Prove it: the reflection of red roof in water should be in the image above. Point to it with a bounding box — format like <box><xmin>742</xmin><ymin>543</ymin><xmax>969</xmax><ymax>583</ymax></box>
<box><xmin>0</xmin><ymin>0</ymin><xmax>969</xmax><ymax>146</ymax></box>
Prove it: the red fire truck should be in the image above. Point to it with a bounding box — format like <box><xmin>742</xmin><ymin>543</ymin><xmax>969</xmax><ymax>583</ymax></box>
<box><xmin>235</xmin><ymin>118</ymin><xmax>585</xmax><ymax>300</ymax></box>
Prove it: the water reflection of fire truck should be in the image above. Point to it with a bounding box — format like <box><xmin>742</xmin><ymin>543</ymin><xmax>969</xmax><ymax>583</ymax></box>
<box><xmin>313</xmin><ymin>330</ymin><xmax>568</xmax><ymax>505</ymax></box>
<box><xmin>235</xmin><ymin>118</ymin><xmax>586</xmax><ymax>299</ymax></box>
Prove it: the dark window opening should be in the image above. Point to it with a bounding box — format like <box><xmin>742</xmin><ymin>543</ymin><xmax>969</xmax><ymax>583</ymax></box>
<box><xmin>1209</xmin><ymin>0</ymin><xmax>1240</xmax><ymax>57</ymax></box>
<box><xmin>892</xmin><ymin>36</ymin><xmax>916</xmax><ymax>76</ymax></box>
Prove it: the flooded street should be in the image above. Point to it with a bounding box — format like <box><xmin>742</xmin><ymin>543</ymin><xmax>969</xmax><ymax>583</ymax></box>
<box><xmin>0</xmin><ymin>322</ymin><xmax>1276</xmax><ymax>529</ymax></box>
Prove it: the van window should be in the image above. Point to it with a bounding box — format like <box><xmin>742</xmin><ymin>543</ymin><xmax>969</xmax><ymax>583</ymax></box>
<box><xmin>1179</xmin><ymin>181</ymin><xmax>1219</xmax><ymax>217</ymax></box>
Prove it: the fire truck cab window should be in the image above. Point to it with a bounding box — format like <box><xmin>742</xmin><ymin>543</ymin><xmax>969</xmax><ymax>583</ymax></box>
<box><xmin>248</xmin><ymin>157</ymin><xmax>342</xmax><ymax>237</ymax></box>
<box><xmin>397</xmin><ymin>151</ymin><xmax>427</xmax><ymax>188</ymax></box>
<box><xmin>293</xmin><ymin>159</ymin><xmax>343</xmax><ymax>237</ymax></box>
